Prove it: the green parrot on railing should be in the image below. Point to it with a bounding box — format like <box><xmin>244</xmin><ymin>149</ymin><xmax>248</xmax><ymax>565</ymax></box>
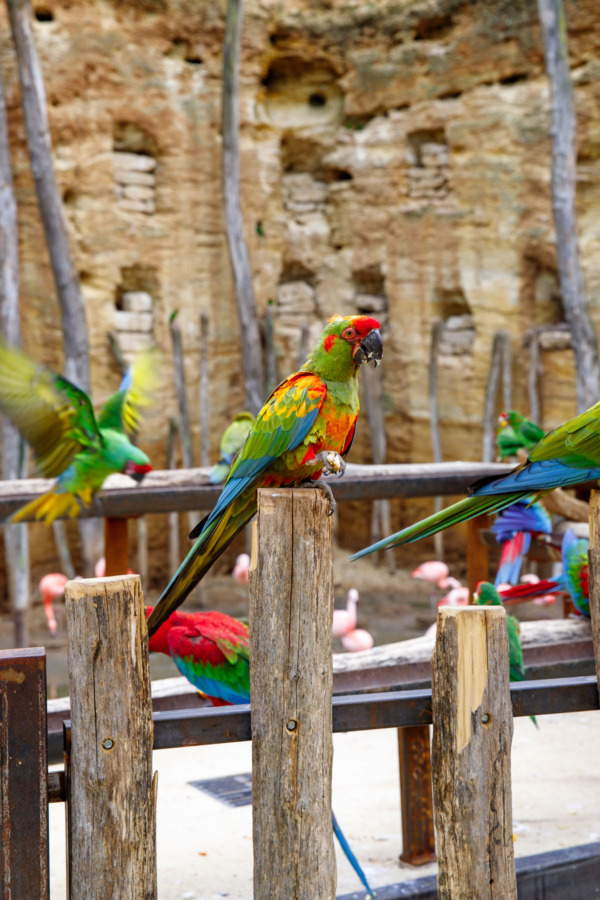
<box><xmin>496</xmin><ymin>410</ymin><xmax>546</xmax><ymax>460</ymax></box>
<box><xmin>0</xmin><ymin>341</ymin><xmax>156</xmax><ymax>524</ymax></box>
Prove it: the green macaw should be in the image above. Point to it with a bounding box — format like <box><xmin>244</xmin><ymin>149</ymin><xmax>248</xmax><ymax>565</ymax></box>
<box><xmin>0</xmin><ymin>342</ymin><xmax>156</xmax><ymax>524</ymax></box>
<box><xmin>148</xmin><ymin>314</ymin><xmax>383</xmax><ymax>637</ymax></box>
<box><xmin>209</xmin><ymin>411</ymin><xmax>254</xmax><ymax>484</ymax></box>
<box><xmin>496</xmin><ymin>410</ymin><xmax>546</xmax><ymax>460</ymax></box>
<box><xmin>475</xmin><ymin>581</ymin><xmax>537</xmax><ymax>727</ymax></box>
<box><xmin>352</xmin><ymin>397</ymin><xmax>600</xmax><ymax>560</ymax></box>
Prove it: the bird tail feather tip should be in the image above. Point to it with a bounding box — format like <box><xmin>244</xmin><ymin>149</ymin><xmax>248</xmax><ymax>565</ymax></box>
<box><xmin>9</xmin><ymin>490</ymin><xmax>81</xmax><ymax>525</ymax></box>
<box><xmin>350</xmin><ymin>492</ymin><xmax>526</xmax><ymax>560</ymax></box>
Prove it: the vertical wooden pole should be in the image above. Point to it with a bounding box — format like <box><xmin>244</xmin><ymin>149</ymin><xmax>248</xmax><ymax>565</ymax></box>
<box><xmin>466</xmin><ymin>514</ymin><xmax>490</xmax><ymax>600</ymax></box>
<box><xmin>64</xmin><ymin>575</ymin><xmax>156</xmax><ymax>899</ymax></box>
<box><xmin>249</xmin><ymin>489</ymin><xmax>336</xmax><ymax>900</ymax></box>
<box><xmin>0</xmin><ymin>647</ymin><xmax>48</xmax><ymax>899</ymax></box>
<box><xmin>587</xmin><ymin>490</ymin><xmax>600</xmax><ymax>684</ymax></box>
<box><xmin>104</xmin><ymin>516</ymin><xmax>129</xmax><ymax>576</ymax></box>
<box><xmin>432</xmin><ymin>606</ymin><xmax>516</xmax><ymax>899</ymax></box>
<box><xmin>397</xmin><ymin>726</ymin><xmax>436</xmax><ymax>866</ymax></box>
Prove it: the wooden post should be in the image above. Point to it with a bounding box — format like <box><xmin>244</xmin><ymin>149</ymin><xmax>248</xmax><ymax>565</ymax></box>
<box><xmin>432</xmin><ymin>606</ymin><xmax>516</xmax><ymax>899</ymax></box>
<box><xmin>249</xmin><ymin>489</ymin><xmax>336</xmax><ymax>900</ymax></box>
<box><xmin>64</xmin><ymin>575</ymin><xmax>156</xmax><ymax>899</ymax></box>
<box><xmin>466</xmin><ymin>514</ymin><xmax>490</xmax><ymax>600</ymax></box>
<box><xmin>397</xmin><ymin>726</ymin><xmax>436</xmax><ymax>866</ymax></box>
<box><xmin>104</xmin><ymin>516</ymin><xmax>129</xmax><ymax>576</ymax></box>
<box><xmin>0</xmin><ymin>647</ymin><xmax>49</xmax><ymax>898</ymax></box>
<box><xmin>587</xmin><ymin>489</ymin><xmax>600</xmax><ymax>685</ymax></box>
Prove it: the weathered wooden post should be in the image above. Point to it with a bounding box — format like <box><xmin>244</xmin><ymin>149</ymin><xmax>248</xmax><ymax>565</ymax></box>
<box><xmin>587</xmin><ymin>490</ymin><xmax>600</xmax><ymax>684</ymax></box>
<box><xmin>0</xmin><ymin>647</ymin><xmax>49</xmax><ymax>898</ymax></box>
<box><xmin>432</xmin><ymin>606</ymin><xmax>516</xmax><ymax>899</ymax></box>
<box><xmin>64</xmin><ymin>575</ymin><xmax>157</xmax><ymax>899</ymax></box>
<box><xmin>397</xmin><ymin>725</ymin><xmax>436</xmax><ymax>866</ymax></box>
<box><xmin>249</xmin><ymin>489</ymin><xmax>336</xmax><ymax>899</ymax></box>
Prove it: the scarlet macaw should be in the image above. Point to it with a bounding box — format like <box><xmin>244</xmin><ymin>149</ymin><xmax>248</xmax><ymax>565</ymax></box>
<box><xmin>147</xmin><ymin>606</ymin><xmax>375</xmax><ymax>898</ymax></box>
<box><xmin>491</xmin><ymin>499</ymin><xmax>552</xmax><ymax>587</ymax></box>
<box><xmin>499</xmin><ymin>528</ymin><xmax>589</xmax><ymax>616</ymax></box>
<box><xmin>0</xmin><ymin>342</ymin><xmax>155</xmax><ymax>524</ymax></box>
<box><xmin>148</xmin><ymin>314</ymin><xmax>383</xmax><ymax>637</ymax></box>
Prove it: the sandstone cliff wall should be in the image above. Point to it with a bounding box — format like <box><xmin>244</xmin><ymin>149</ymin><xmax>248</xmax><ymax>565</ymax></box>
<box><xmin>0</xmin><ymin>0</ymin><xmax>599</xmax><ymax>589</ymax></box>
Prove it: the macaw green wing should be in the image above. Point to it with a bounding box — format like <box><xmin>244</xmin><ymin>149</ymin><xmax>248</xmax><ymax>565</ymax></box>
<box><xmin>529</xmin><ymin>401</ymin><xmax>600</xmax><ymax>467</ymax></box>
<box><xmin>0</xmin><ymin>341</ymin><xmax>102</xmax><ymax>478</ymax></box>
<box><xmin>97</xmin><ymin>348</ymin><xmax>159</xmax><ymax>436</ymax></box>
<box><xmin>199</xmin><ymin>372</ymin><xmax>327</xmax><ymax>535</ymax></box>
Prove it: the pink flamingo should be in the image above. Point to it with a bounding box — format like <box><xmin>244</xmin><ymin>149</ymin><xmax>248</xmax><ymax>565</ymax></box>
<box><xmin>232</xmin><ymin>553</ymin><xmax>250</xmax><ymax>586</ymax></box>
<box><xmin>94</xmin><ymin>558</ymin><xmax>135</xmax><ymax>578</ymax></box>
<box><xmin>332</xmin><ymin>588</ymin><xmax>359</xmax><ymax>638</ymax></box>
<box><xmin>411</xmin><ymin>561</ymin><xmax>462</xmax><ymax>591</ymax></box>
<box><xmin>39</xmin><ymin>573</ymin><xmax>68</xmax><ymax>636</ymax></box>
<box><xmin>437</xmin><ymin>585</ymin><xmax>470</xmax><ymax>607</ymax></box>
<box><xmin>341</xmin><ymin>628</ymin><xmax>374</xmax><ymax>652</ymax></box>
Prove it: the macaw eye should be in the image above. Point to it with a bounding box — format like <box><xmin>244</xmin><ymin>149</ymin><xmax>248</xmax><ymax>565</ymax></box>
<box><xmin>343</xmin><ymin>327</ymin><xmax>357</xmax><ymax>339</ymax></box>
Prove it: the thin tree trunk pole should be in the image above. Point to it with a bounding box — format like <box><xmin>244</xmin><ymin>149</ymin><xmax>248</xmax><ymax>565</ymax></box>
<box><xmin>432</xmin><ymin>606</ymin><xmax>516</xmax><ymax>899</ymax></box>
<box><xmin>537</xmin><ymin>0</ymin><xmax>600</xmax><ymax>412</ymax></box>
<box><xmin>64</xmin><ymin>575</ymin><xmax>157</xmax><ymax>898</ymax></box>
<box><xmin>104</xmin><ymin>517</ymin><xmax>129</xmax><ymax>577</ymax></box>
<box><xmin>169</xmin><ymin>315</ymin><xmax>197</xmax><ymax>536</ymax></box>
<box><xmin>136</xmin><ymin>516</ymin><xmax>148</xmax><ymax>585</ymax></box>
<box><xmin>6</xmin><ymin>0</ymin><xmax>89</xmax><ymax>391</ymax></box>
<box><xmin>249</xmin><ymin>489</ymin><xmax>336</xmax><ymax>899</ymax></box>
<box><xmin>199</xmin><ymin>312</ymin><xmax>210</xmax><ymax>468</ymax></box>
<box><xmin>222</xmin><ymin>0</ymin><xmax>264</xmax><ymax>415</ymax></box>
<box><xmin>167</xmin><ymin>418</ymin><xmax>180</xmax><ymax>575</ymax></box>
<box><xmin>0</xmin><ymin>48</ymin><xmax>30</xmax><ymax>646</ymax></box>
<box><xmin>528</xmin><ymin>332</ymin><xmax>541</xmax><ymax>424</ymax></box>
<box><xmin>586</xmin><ymin>490</ymin><xmax>600</xmax><ymax>686</ymax></box>
<box><xmin>52</xmin><ymin>520</ymin><xmax>75</xmax><ymax>580</ymax></box>
<box><xmin>429</xmin><ymin>319</ymin><xmax>444</xmax><ymax>561</ymax></box>
<box><xmin>482</xmin><ymin>331</ymin><xmax>507</xmax><ymax>462</ymax></box>
<box><xmin>363</xmin><ymin>363</ymin><xmax>396</xmax><ymax>573</ymax></box>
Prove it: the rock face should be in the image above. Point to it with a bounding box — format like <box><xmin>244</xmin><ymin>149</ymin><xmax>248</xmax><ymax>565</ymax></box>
<box><xmin>0</xmin><ymin>0</ymin><xmax>599</xmax><ymax>588</ymax></box>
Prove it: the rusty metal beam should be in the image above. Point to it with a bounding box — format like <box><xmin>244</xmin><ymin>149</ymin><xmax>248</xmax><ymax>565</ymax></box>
<box><xmin>397</xmin><ymin>726</ymin><xmax>436</xmax><ymax>866</ymax></box>
<box><xmin>0</xmin><ymin>647</ymin><xmax>48</xmax><ymax>898</ymax></box>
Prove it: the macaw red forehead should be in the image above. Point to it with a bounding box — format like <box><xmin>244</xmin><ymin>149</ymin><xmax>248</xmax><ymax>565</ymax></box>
<box><xmin>351</xmin><ymin>315</ymin><xmax>380</xmax><ymax>336</ymax></box>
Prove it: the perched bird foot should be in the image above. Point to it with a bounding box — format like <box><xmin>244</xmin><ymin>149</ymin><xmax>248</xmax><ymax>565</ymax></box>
<box><xmin>315</xmin><ymin>450</ymin><xmax>346</xmax><ymax>478</ymax></box>
<box><xmin>301</xmin><ymin>479</ymin><xmax>337</xmax><ymax>516</ymax></box>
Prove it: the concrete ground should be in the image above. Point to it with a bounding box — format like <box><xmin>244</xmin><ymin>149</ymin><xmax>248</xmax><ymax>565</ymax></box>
<box><xmin>49</xmin><ymin>709</ymin><xmax>600</xmax><ymax>899</ymax></box>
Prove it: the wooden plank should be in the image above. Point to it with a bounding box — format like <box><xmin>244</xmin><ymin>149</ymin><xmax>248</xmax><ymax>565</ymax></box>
<box><xmin>432</xmin><ymin>606</ymin><xmax>517</xmax><ymax>899</ymax></box>
<box><xmin>249</xmin><ymin>489</ymin><xmax>335</xmax><ymax>899</ymax></box>
<box><xmin>0</xmin><ymin>462</ymin><xmax>514</xmax><ymax>521</ymax></box>
<box><xmin>0</xmin><ymin>647</ymin><xmax>48</xmax><ymax>899</ymax></box>
<box><xmin>65</xmin><ymin>575</ymin><xmax>156</xmax><ymax>898</ymax></box>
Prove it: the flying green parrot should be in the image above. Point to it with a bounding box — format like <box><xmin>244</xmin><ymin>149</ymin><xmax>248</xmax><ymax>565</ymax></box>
<box><xmin>475</xmin><ymin>581</ymin><xmax>537</xmax><ymax>727</ymax></box>
<box><xmin>352</xmin><ymin>397</ymin><xmax>600</xmax><ymax>560</ymax></box>
<box><xmin>147</xmin><ymin>314</ymin><xmax>383</xmax><ymax>636</ymax></box>
<box><xmin>0</xmin><ymin>342</ymin><xmax>155</xmax><ymax>524</ymax></box>
<box><xmin>496</xmin><ymin>410</ymin><xmax>546</xmax><ymax>460</ymax></box>
<box><xmin>209</xmin><ymin>411</ymin><xmax>254</xmax><ymax>484</ymax></box>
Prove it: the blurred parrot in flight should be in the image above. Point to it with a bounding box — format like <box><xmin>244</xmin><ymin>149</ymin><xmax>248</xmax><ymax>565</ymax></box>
<box><xmin>0</xmin><ymin>342</ymin><xmax>156</xmax><ymax>524</ymax></box>
<box><xmin>148</xmin><ymin>314</ymin><xmax>383</xmax><ymax>637</ymax></box>
<box><xmin>209</xmin><ymin>411</ymin><xmax>254</xmax><ymax>484</ymax></box>
<box><xmin>352</xmin><ymin>397</ymin><xmax>600</xmax><ymax>561</ymax></box>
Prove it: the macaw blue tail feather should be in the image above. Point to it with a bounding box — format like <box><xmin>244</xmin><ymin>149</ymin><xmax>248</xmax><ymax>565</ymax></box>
<box><xmin>332</xmin><ymin>810</ymin><xmax>375</xmax><ymax>898</ymax></box>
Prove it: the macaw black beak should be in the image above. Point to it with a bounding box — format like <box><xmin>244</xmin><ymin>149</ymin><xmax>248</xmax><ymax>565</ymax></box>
<box><xmin>124</xmin><ymin>461</ymin><xmax>152</xmax><ymax>483</ymax></box>
<box><xmin>354</xmin><ymin>329</ymin><xmax>383</xmax><ymax>367</ymax></box>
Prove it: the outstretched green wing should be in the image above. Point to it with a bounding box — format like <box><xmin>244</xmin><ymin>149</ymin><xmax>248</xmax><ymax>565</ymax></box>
<box><xmin>98</xmin><ymin>348</ymin><xmax>159</xmax><ymax>436</ymax></box>
<box><xmin>0</xmin><ymin>341</ymin><xmax>102</xmax><ymax>478</ymax></box>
